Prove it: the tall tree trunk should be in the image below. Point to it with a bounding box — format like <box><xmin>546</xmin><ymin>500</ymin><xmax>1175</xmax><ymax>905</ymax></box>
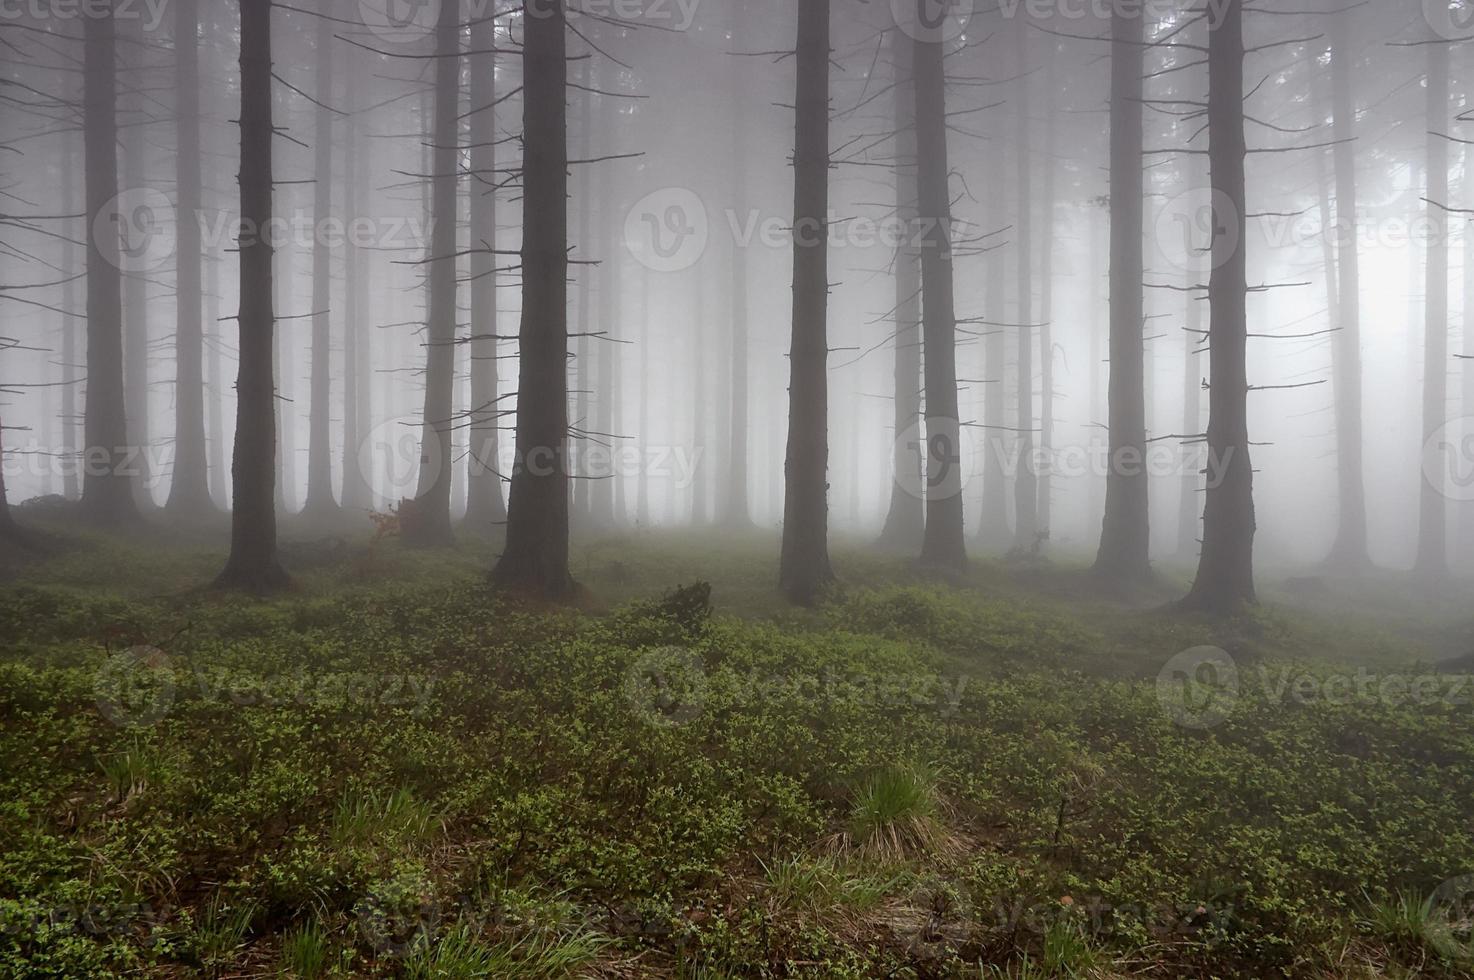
<box><xmin>723</xmin><ymin>7</ymin><xmax>753</xmax><ymax>529</ymax></box>
<box><xmin>1177</xmin><ymin>257</ymin><xmax>1203</xmax><ymax>560</ymax></box>
<box><xmin>778</xmin><ymin>0</ymin><xmax>834</xmax><ymax>604</ymax></box>
<box><xmin>80</xmin><ymin>0</ymin><xmax>137</xmax><ymax>525</ymax></box>
<box><xmin>1181</xmin><ymin>0</ymin><xmax>1254</xmax><ymax>613</ymax></box>
<box><xmin>878</xmin><ymin>28</ymin><xmax>924</xmax><ymax>553</ymax></box>
<box><xmin>465</xmin><ymin>6</ymin><xmax>506</xmax><ymax>530</ymax></box>
<box><xmin>1415</xmin><ymin>38</ymin><xmax>1450</xmax><ymax>581</ymax></box>
<box><xmin>593</xmin><ymin>150</ymin><xmax>619</xmax><ymax>527</ymax></box>
<box><xmin>62</xmin><ymin>136</ymin><xmax>80</xmax><ymax>501</ymax></box>
<box><xmin>1326</xmin><ymin>12</ymin><xmax>1367</xmax><ymax>568</ymax></box>
<box><xmin>406</xmin><ymin>0</ymin><xmax>460</xmax><ymax>545</ymax></box>
<box><xmin>166</xmin><ymin>0</ymin><xmax>210</xmax><ymax>515</ymax></box>
<box><xmin>978</xmin><ymin>131</ymin><xmax>1009</xmax><ymax>548</ymax></box>
<box><xmin>340</xmin><ymin>59</ymin><xmax>372</xmax><ymax>514</ymax></box>
<box><xmin>0</xmin><ymin>413</ymin><xmax>19</xmax><ymax>540</ymax></box>
<box><xmin>491</xmin><ymin>0</ymin><xmax>575</xmax><ymax>597</ymax></box>
<box><xmin>636</xmin><ymin>270</ymin><xmax>651</xmax><ymax>526</ymax></box>
<box><xmin>1463</xmin><ymin>51</ymin><xmax>1474</xmax><ymax>564</ymax></box>
<box><xmin>692</xmin><ymin>268</ymin><xmax>710</xmax><ymax>525</ymax></box>
<box><xmin>1094</xmin><ymin>2</ymin><xmax>1150</xmax><ymax>581</ymax></box>
<box><xmin>1086</xmin><ymin>206</ymin><xmax>1104</xmax><ymax>534</ymax></box>
<box><xmin>274</xmin><ymin>259</ymin><xmax>294</xmax><ymax>512</ymax></box>
<box><xmin>914</xmin><ymin>26</ymin><xmax>966</xmax><ymax>571</ymax></box>
<box><xmin>1036</xmin><ymin>33</ymin><xmax>1057</xmax><ymax>544</ymax></box>
<box><xmin>611</xmin><ymin>244</ymin><xmax>627</xmax><ymax>525</ymax></box>
<box><xmin>1011</xmin><ymin>20</ymin><xmax>1039</xmax><ymax>555</ymax></box>
<box><xmin>217</xmin><ymin>0</ymin><xmax>288</xmax><ymax>592</ymax></box>
<box><xmin>122</xmin><ymin>82</ymin><xmax>154</xmax><ymax>512</ymax></box>
<box><xmin>572</xmin><ymin>60</ymin><xmax>594</xmax><ymax>530</ymax></box>
<box><xmin>207</xmin><ymin>253</ymin><xmax>226</xmax><ymax>508</ymax></box>
<box><xmin>303</xmin><ymin>7</ymin><xmax>338</xmax><ymax>517</ymax></box>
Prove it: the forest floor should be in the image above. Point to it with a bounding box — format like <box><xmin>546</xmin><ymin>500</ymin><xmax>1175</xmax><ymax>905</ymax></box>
<box><xmin>3</xmin><ymin>511</ymin><xmax>1474</xmax><ymax>978</ymax></box>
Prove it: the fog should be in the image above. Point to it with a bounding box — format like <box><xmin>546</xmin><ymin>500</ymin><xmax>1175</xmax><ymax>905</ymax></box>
<box><xmin>2</xmin><ymin>0</ymin><xmax>1472</xmax><ymax>593</ymax></box>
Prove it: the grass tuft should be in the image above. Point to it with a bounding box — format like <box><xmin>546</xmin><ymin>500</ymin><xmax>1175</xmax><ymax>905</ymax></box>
<box><xmin>278</xmin><ymin>918</ymin><xmax>331</xmax><ymax>978</ymax></box>
<box><xmin>841</xmin><ymin>762</ymin><xmax>959</xmax><ymax>862</ymax></box>
<box><xmin>331</xmin><ymin>785</ymin><xmax>440</xmax><ymax>849</ymax></box>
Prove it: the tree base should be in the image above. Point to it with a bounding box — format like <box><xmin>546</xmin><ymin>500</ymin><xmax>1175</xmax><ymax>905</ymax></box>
<box><xmin>212</xmin><ymin>560</ymin><xmax>292</xmax><ymax>596</ymax></box>
<box><xmin>490</xmin><ymin>556</ymin><xmax>577</xmax><ymax>603</ymax></box>
<box><xmin>297</xmin><ymin>499</ymin><xmax>346</xmax><ymax>530</ymax></box>
<box><xmin>164</xmin><ymin>493</ymin><xmax>220</xmax><ymax>523</ymax></box>
<box><xmin>719</xmin><ymin>509</ymin><xmax>754</xmax><ymax>532</ymax></box>
<box><xmin>778</xmin><ymin>562</ymin><xmax>835</xmax><ymax>607</ymax></box>
<box><xmin>1092</xmin><ymin>556</ymin><xmax>1154</xmax><ymax>587</ymax></box>
<box><xmin>0</xmin><ymin>515</ymin><xmax>40</xmax><ymax>553</ymax></box>
<box><xmin>461</xmin><ymin>500</ymin><xmax>507</xmax><ymax>535</ymax></box>
<box><xmin>1319</xmin><ymin>546</ymin><xmax>1373</xmax><ymax>577</ymax></box>
<box><xmin>1173</xmin><ymin>585</ymin><xmax>1255</xmax><ymax>618</ymax></box>
<box><xmin>875</xmin><ymin>513</ymin><xmax>924</xmax><ymax>555</ymax></box>
<box><xmin>398</xmin><ymin>497</ymin><xmax>456</xmax><ymax>548</ymax></box>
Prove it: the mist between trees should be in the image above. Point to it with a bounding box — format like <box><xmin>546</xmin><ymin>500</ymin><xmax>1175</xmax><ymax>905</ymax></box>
<box><xmin>2</xmin><ymin>0</ymin><xmax>1474</xmax><ymax>607</ymax></box>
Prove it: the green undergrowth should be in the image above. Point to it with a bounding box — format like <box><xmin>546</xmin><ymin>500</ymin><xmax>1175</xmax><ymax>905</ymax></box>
<box><xmin>1</xmin><ymin>529</ymin><xmax>1472</xmax><ymax>977</ymax></box>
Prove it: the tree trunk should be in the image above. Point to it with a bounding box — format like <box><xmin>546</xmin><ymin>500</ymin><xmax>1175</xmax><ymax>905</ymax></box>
<box><xmin>122</xmin><ymin>81</ymin><xmax>154</xmax><ymax>513</ymax></box>
<box><xmin>62</xmin><ymin>136</ymin><xmax>81</xmax><ymax>501</ymax></box>
<box><xmin>914</xmin><ymin>26</ymin><xmax>966</xmax><ymax>571</ymax></box>
<box><xmin>1036</xmin><ymin>32</ymin><xmax>1057</xmax><ymax>545</ymax></box>
<box><xmin>303</xmin><ymin>7</ymin><xmax>338</xmax><ymax>518</ymax></box>
<box><xmin>0</xmin><ymin>428</ymin><xmax>11</xmax><ymax>532</ymax></box>
<box><xmin>722</xmin><ymin>72</ymin><xmax>754</xmax><ymax>527</ymax></box>
<box><xmin>978</xmin><ymin>131</ymin><xmax>1010</xmax><ymax>548</ymax></box>
<box><xmin>636</xmin><ymin>270</ymin><xmax>651</xmax><ymax>526</ymax></box>
<box><xmin>1325</xmin><ymin>12</ymin><xmax>1368</xmax><ymax>568</ymax></box>
<box><xmin>491</xmin><ymin>0</ymin><xmax>575</xmax><ymax>598</ymax></box>
<box><xmin>1181</xmin><ymin>0</ymin><xmax>1255</xmax><ymax>614</ymax></box>
<box><xmin>611</xmin><ymin>246</ymin><xmax>627</xmax><ymax>524</ymax></box>
<box><xmin>465</xmin><ymin>6</ymin><xmax>507</xmax><ymax>530</ymax></box>
<box><xmin>340</xmin><ymin>55</ymin><xmax>372</xmax><ymax>514</ymax></box>
<box><xmin>1177</xmin><ymin>263</ymin><xmax>1203</xmax><ymax>561</ymax></box>
<box><xmin>1011</xmin><ymin>20</ymin><xmax>1039</xmax><ymax>555</ymax></box>
<box><xmin>593</xmin><ymin>144</ymin><xmax>619</xmax><ymax>527</ymax></box>
<box><xmin>778</xmin><ymin>0</ymin><xmax>835</xmax><ymax>604</ymax></box>
<box><xmin>692</xmin><ymin>268</ymin><xmax>710</xmax><ymax>525</ymax></box>
<box><xmin>572</xmin><ymin>60</ymin><xmax>594</xmax><ymax>531</ymax></box>
<box><xmin>208</xmin><ymin>253</ymin><xmax>226</xmax><ymax>509</ymax></box>
<box><xmin>878</xmin><ymin>28</ymin><xmax>924</xmax><ymax>553</ymax></box>
<box><xmin>0</xmin><ymin>415</ymin><xmax>20</xmax><ymax>541</ymax></box>
<box><xmin>1086</xmin><ymin>207</ymin><xmax>1104</xmax><ymax>533</ymax></box>
<box><xmin>722</xmin><ymin>8</ymin><xmax>753</xmax><ymax>529</ymax></box>
<box><xmin>1094</xmin><ymin>3</ymin><xmax>1150</xmax><ymax>581</ymax></box>
<box><xmin>405</xmin><ymin>0</ymin><xmax>460</xmax><ymax>545</ymax></box>
<box><xmin>216</xmin><ymin>0</ymin><xmax>288</xmax><ymax>593</ymax></box>
<box><xmin>274</xmin><ymin>260</ymin><xmax>293</xmax><ymax>513</ymax></box>
<box><xmin>80</xmin><ymin>0</ymin><xmax>137</xmax><ymax>526</ymax></box>
<box><xmin>166</xmin><ymin>0</ymin><xmax>211</xmax><ymax>516</ymax></box>
<box><xmin>1464</xmin><ymin>48</ymin><xmax>1474</xmax><ymax>564</ymax></box>
<box><xmin>1415</xmin><ymin>38</ymin><xmax>1450</xmax><ymax>581</ymax></box>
